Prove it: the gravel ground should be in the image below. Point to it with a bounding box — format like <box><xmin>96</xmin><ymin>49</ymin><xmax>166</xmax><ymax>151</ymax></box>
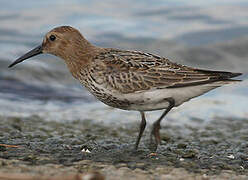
<box><xmin>0</xmin><ymin>115</ymin><xmax>248</xmax><ymax>179</ymax></box>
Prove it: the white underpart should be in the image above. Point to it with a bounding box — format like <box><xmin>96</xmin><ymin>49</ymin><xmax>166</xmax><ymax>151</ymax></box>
<box><xmin>86</xmin><ymin>75</ymin><xmax>236</xmax><ymax>111</ymax></box>
<box><xmin>120</xmin><ymin>81</ymin><xmax>234</xmax><ymax>111</ymax></box>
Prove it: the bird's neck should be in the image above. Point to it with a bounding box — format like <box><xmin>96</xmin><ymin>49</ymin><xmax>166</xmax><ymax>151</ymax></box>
<box><xmin>62</xmin><ymin>42</ymin><xmax>102</xmax><ymax>80</ymax></box>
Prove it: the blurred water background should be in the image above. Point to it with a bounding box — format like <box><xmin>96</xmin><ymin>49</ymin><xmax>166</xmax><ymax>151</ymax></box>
<box><xmin>0</xmin><ymin>0</ymin><xmax>248</xmax><ymax>126</ymax></box>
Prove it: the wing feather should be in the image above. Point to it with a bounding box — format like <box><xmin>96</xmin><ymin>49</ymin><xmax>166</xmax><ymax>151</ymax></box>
<box><xmin>93</xmin><ymin>49</ymin><xmax>242</xmax><ymax>93</ymax></box>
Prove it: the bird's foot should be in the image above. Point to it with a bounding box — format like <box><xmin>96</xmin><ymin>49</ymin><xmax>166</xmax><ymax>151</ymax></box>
<box><xmin>149</xmin><ymin>123</ymin><xmax>161</xmax><ymax>151</ymax></box>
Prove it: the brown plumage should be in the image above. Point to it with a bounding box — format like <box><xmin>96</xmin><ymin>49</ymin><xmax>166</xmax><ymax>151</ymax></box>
<box><xmin>9</xmin><ymin>26</ymin><xmax>242</xmax><ymax>151</ymax></box>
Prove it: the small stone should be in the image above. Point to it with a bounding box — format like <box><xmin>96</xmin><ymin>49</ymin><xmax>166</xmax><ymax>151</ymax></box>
<box><xmin>203</xmin><ymin>174</ymin><xmax>208</xmax><ymax>179</ymax></box>
<box><xmin>86</xmin><ymin>149</ymin><xmax>91</xmax><ymax>153</ymax></box>
<box><xmin>81</xmin><ymin>148</ymin><xmax>91</xmax><ymax>153</ymax></box>
<box><xmin>177</xmin><ymin>143</ymin><xmax>187</xmax><ymax>149</ymax></box>
<box><xmin>227</xmin><ymin>154</ymin><xmax>235</xmax><ymax>159</ymax></box>
<box><xmin>148</xmin><ymin>152</ymin><xmax>157</xmax><ymax>157</ymax></box>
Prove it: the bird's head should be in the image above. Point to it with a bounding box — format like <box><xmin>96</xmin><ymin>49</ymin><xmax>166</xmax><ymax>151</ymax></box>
<box><xmin>9</xmin><ymin>26</ymin><xmax>95</xmax><ymax>68</ymax></box>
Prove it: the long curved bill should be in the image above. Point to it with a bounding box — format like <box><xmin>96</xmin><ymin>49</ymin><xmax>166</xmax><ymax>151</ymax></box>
<box><xmin>8</xmin><ymin>45</ymin><xmax>43</xmax><ymax>68</ymax></box>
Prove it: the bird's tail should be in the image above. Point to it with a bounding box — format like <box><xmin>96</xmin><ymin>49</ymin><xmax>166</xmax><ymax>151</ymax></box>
<box><xmin>196</xmin><ymin>69</ymin><xmax>242</xmax><ymax>79</ymax></box>
<box><xmin>195</xmin><ymin>69</ymin><xmax>242</xmax><ymax>85</ymax></box>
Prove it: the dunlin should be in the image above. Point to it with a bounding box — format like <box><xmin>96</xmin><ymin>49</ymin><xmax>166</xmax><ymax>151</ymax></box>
<box><xmin>9</xmin><ymin>26</ymin><xmax>242</xmax><ymax>151</ymax></box>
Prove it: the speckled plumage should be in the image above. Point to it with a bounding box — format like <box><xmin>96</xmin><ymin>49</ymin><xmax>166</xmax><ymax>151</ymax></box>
<box><xmin>9</xmin><ymin>26</ymin><xmax>242</xmax><ymax>151</ymax></box>
<box><xmin>70</xmin><ymin>48</ymin><xmax>241</xmax><ymax>111</ymax></box>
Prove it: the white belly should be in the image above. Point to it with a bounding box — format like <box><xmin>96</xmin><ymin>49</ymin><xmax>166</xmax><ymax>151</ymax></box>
<box><xmin>85</xmin><ymin>77</ymin><xmax>229</xmax><ymax>111</ymax></box>
<box><xmin>118</xmin><ymin>84</ymin><xmax>220</xmax><ymax>111</ymax></box>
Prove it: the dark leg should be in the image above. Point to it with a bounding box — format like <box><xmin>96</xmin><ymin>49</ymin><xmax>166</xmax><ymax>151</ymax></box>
<box><xmin>134</xmin><ymin>111</ymin><xmax>146</xmax><ymax>150</ymax></box>
<box><xmin>150</xmin><ymin>98</ymin><xmax>175</xmax><ymax>151</ymax></box>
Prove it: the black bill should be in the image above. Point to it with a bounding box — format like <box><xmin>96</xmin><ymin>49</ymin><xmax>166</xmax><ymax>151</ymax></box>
<box><xmin>8</xmin><ymin>45</ymin><xmax>43</xmax><ymax>68</ymax></box>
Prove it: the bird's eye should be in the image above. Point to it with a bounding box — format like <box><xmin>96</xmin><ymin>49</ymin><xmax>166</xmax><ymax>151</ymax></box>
<box><xmin>49</xmin><ymin>35</ymin><xmax>56</xmax><ymax>41</ymax></box>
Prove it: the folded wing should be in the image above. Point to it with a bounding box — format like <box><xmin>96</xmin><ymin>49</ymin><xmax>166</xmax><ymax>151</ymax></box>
<box><xmin>94</xmin><ymin>49</ymin><xmax>242</xmax><ymax>93</ymax></box>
